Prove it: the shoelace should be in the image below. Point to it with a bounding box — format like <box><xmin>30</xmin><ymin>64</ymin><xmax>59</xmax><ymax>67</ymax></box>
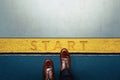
<box><xmin>46</xmin><ymin>68</ymin><xmax>52</xmax><ymax>80</ymax></box>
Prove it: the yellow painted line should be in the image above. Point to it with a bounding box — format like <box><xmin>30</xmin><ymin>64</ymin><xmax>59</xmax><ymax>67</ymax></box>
<box><xmin>0</xmin><ymin>38</ymin><xmax>120</xmax><ymax>53</ymax></box>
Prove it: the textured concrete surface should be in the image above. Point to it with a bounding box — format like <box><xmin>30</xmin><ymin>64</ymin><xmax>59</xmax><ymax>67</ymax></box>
<box><xmin>0</xmin><ymin>0</ymin><xmax>120</xmax><ymax>37</ymax></box>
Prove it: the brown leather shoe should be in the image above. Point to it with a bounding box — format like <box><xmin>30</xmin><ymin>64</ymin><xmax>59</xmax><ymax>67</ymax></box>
<box><xmin>60</xmin><ymin>48</ymin><xmax>71</xmax><ymax>71</ymax></box>
<box><xmin>43</xmin><ymin>59</ymin><xmax>54</xmax><ymax>80</ymax></box>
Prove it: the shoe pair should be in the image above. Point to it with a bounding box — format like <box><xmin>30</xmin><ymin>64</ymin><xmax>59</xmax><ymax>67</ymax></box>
<box><xmin>43</xmin><ymin>48</ymin><xmax>71</xmax><ymax>80</ymax></box>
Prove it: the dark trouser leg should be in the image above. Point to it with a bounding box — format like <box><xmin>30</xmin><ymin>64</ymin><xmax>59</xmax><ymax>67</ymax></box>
<box><xmin>60</xmin><ymin>69</ymin><xmax>73</xmax><ymax>80</ymax></box>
